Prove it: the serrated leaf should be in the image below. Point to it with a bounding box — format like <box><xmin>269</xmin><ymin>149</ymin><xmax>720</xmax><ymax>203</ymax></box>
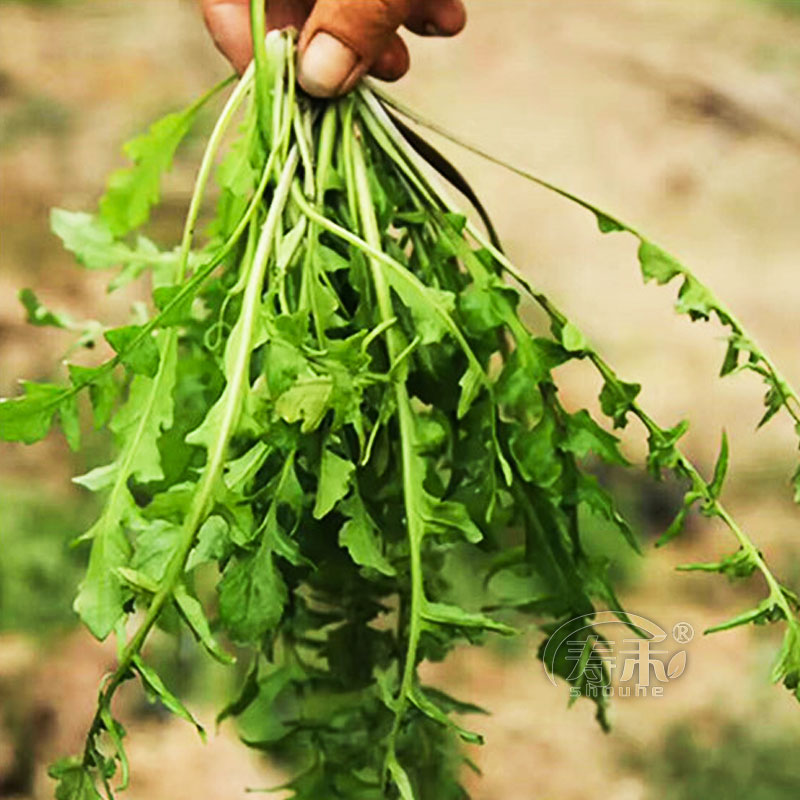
<box><xmin>385</xmin><ymin>270</ymin><xmax>456</xmax><ymax>345</ymax></box>
<box><xmin>599</xmin><ymin>377</ymin><xmax>641</xmax><ymax>429</ymax></box>
<box><xmin>508</xmin><ymin>414</ymin><xmax>563</xmax><ymax>488</ymax></box>
<box><xmin>563</xmin><ymin>409</ymin><xmax>628</xmax><ymax>466</ymax></box>
<box><xmin>0</xmin><ymin>381</ymin><xmax>65</xmax><ymax>444</ymax></box>
<box><xmin>218</xmin><ymin>545</ymin><xmax>287</xmax><ymax>645</ymax></box>
<box><xmin>338</xmin><ymin>494</ymin><xmax>395</xmax><ymax>576</ymax></box>
<box><xmin>638</xmin><ymin>240</ymin><xmax>683</xmax><ymax>285</ymax></box>
<box><xmin>99</xmin><ymin>99</ymin><xmax>207</xmax><ymax>235</ymax></box>
<box><xmin>274</xmin><ymin>376</ymin><xmax>334</xmax><ymax>433</ymax></box>
<box><xmin>131</xmin><ymin>520</ymin><xmax>181</xmax><ymax>583</ymax></box>
<box><xmin>676</xmin><ymin>276</ymin><xmax>714</xmax><ymax>321</ymax></box>
<box><xmin>187</xmin><ymin>515</ymin><xmax>232</xmax><ymax>569</ymax></box>
<box><xmin>313</xmin><ymin>447</ymin><xmax>355</xmax><ymax>519</ymax></box>
<box><xmin>51</xmin><ymin>209</ymin><xmax>130</xmax><ymax>270</ymax></box>
<box><xmin>49</xmin><ymin>757</ymin><xmax>101</xmax><ymax>800</ymax></box>
<box><xmin>105</xmin><ymin>325</ymin><xmax>160</xmax><ymax>378</ymax></box>
<box><xmin>73</xmin><ymin>495</ymin><xmax>134</xmax><ymax>640</ymax></box>
<box><xmin>646</xmin><ymin>419</ymin><xmax>690</xmax><ymax>477</ymax></box>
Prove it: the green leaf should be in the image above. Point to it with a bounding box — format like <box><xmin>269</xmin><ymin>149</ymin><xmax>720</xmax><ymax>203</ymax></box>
<box><xmin>705</xmin><ymin>597</ymin><xmax>782</xmax><ymax>634</ymax></box>
<box><xmin>174</xmin><ymin>583</ymin><xmax>235</xmax><ymax>665</ymax></box>
<box><xmin>131</xmin><ymin>520</ymin><xmax>182</xmax><ymax>583</ymax></box>
<box><xmin>49</xmin><ymin>757</ymin><xmax>101</xmax><ymax>800</ymax></box>
<box><xmin>0</xmin><ymin>381</ymin><xmax>65</xmax><ymax>444</ymax></box>
<box><xmin>561</xmin><ymin>321</ymin><xmax>588</xmax><ymax>353</ymax></box>
<box><xmin>577</xmin><ymin>472</ymin><xmax>641</xmax><ymax>554</ymax></box>
<box><xmin>338</xmin><ymin>494</ymin><xmax>396</xmax><ymax>576</ymax></box>
<box><xmin>638</xmin><ymin>240</ymin><xmax>683</xmax><ymax>285</ymax></box>
<box><xmin>51</xmin><ymin>209</ymin><xmax>127</xmax><ymax>270</ymax></box>
<box><xmin>99</xmin><ymin>100</ymin><xmax>207</xmax><ymax>235</ymax></box>
<box><xmin>646</xmin><ymin>419</ymin><xmax>690</xmax><ymax>477</ymax></box>
<box><xmin>132</xmin><ymin>655</ymin><xmax>206</xmax><ymax>738</ymax></box>
<box><xmin>772</xmin><ymin>625</ymin><xmax>800</xmax><ymax>700</ymax></box>
<box><xmin>408</xmin><ymin>685</ymin><xmax>484</xmax><ymax>745</ymax></box>
<box><xmin>708</xmin><ymin>430</ymin><xmax>729</xmax><ymax>500</ymax></box>
<box><xmin>421</xmin><ymin>601</ymin><xmax>516</xmax><ymax>635</ymax></box>
<box><xmin>187</xmin><ymin>516</ymin><xmax>232</xmax><ymax>569</ymax></box>
<box><xmin>562</xmin><ymin>409</ymin><xmax>628</xmax><ymax>466</ymax></box>
<box><xmin>313</xmin><ymin>447</ymin><xmax>355</xmax><ymax>519</ymax></box>
<box><xmin>676</xmin><ymin>276</ymin><xmax>715</xmax><ymax>321</ymax></box>
<box><xmin>595</xmin><ymin>212</ymin><xmax>624</xmax><ymax>233</ymax></box>
<box><xmin>599</xmin><ymin>377</ymin><xmax>641</xmax><ymax>429</ymax></box>
<box><xmin>508</xmin><ymin>415</ymin><xmax>563</xmax><ymax>488</ymax></box>
<box><xmin>275</xmin><ymin>376</ymin><xmax>334</xmax><ymax>433</ymax></box>
<box><xmin>385</xmin><ymin>271</ymin><xmax>456</xmax><ymax>345</ymax></box>
<box><xmin>19</xmin><ymin>287</ymin><xmax>72</xmax><ymax>328</ymax></box>
<box><xmin>218</xmin><ymin>545</ymin><xmax>288</xmax><ymax>644</ymax></box>
<box><xmin>73</xmin><ymin>496</ymin><xmax>134</xmax><ymax>640</ymax></box>
<box><xmin>68</xmin><ymin>364</ymin><xmax>118</xmax><ymax>429</ymax></box>
<box><xmin>457</xmin><ymin>362</ymin><xmax>484</xmax><ymax>419</ymax></box>
<box><xmin>387</xmin><ymin>759</ymin><xmax>416</xmax><ymax>800</ymax></box>
<box><xmin>676</xmin><ymin>547</ymin><xmax>758</xmax><ymax>580</ymax></box>
<box><xmin>421</xmin><ymin>492</ymin><xmax>483</xmax><ymax>544</ymax></box>
<box><xmin>655</xmin><ymin>491</ymin><xmax>701</xmax><ymax>548</ymax></box>
<box><xmin>105</xmin><ymin>325</ymin><xmax>160</xmax><ymax>378</ymax></box>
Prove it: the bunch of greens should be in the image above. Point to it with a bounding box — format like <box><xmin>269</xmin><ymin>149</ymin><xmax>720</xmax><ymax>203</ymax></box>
<box><xmin>1</xmin><ymin>13</ymin><xmax>798</xmax><ymax>800</ymax></box>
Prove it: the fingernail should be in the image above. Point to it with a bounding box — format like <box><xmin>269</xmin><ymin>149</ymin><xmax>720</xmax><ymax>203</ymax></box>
<box><xmin>298</xmin><ymin>32</ymin><xmax>359</xmax><ymax>97</ymax></box>
<box><xmin>423</xmin><ymin>21</ymin><xmax>441</xmax><ymax>36</ymax></box>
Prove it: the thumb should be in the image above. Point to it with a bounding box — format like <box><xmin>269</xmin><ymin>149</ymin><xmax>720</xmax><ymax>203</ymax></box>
<box><xmin>298</xmin><ymin>0</ymin><xmax>411</xmax><ymax>97</ymax></box>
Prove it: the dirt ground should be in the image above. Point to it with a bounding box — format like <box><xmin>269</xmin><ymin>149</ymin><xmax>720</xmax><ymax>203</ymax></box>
<box><xmin>1</xmin><ymin>1</ymin><xmax>799</xmax><ymax>798</ymax></box>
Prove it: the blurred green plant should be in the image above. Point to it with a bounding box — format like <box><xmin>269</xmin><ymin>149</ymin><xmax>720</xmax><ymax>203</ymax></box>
<box><xmin>628</xmin><ymin>719</ymin><xmax>800</xmax><ymax>799</ymax></box>
<box><xmin>0</xmin><ymin>483</ymin><xmax>91</xmax><ymax>632</ymax></box>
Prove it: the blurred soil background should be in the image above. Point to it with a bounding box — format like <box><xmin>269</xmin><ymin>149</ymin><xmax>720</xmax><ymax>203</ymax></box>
<box><xmin>1</xmin><ymin>1</ymin><xmax>800</xmax><ymax>798</ymax></box>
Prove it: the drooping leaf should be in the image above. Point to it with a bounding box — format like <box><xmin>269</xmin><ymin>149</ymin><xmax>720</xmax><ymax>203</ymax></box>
<box><xmin>174</xmin><ymin>583</ymin><xmax>235</xmax><ymax>665</ymax></box>
<box><xmin>338</xmin><ymin>494</ymin><xmax>396</xmax><ymax>576</ymax></box>
<box><xmin>218</xmin><ymin>545</ymin><xmax>288</xmax><ymax>645</ymax></box>
<box><xmin>313</xmin><ymin>446</ymin><xmax>355</xmax><ymax>519</ymax></box>
<box><xmin>132</xmin><ymin>656</ymin><xmax>206</xmax><ymax>738</ymax></box>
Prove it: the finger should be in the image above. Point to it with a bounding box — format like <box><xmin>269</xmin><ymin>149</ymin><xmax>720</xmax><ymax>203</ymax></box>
<box><xmin>405</xmin><ymin>0</ymin><xmax>466</xmax><ymax>37</ymax></box>
<box><xmin>368</xmin><ymin>33</ymin><xmax>410</xmax><ymax>83</ymax></box>
<box><xmin>297</xmin><ymin>0</ymin><xmax>411</xmax><ymax>97</ymax></box>
<box><xmin>200</xmin><ymin>0</ymin><xmax>252</xmax><ymax>74</ymax></box>
<box><xmin>200</xmin><ymin>1</ymin><xmax>313</xmax><ymax>73</ymax></box>
<box><xmin>265</xmin><ymin>0</ymin><xmax>314</xmax><ymax>32</ymax></box>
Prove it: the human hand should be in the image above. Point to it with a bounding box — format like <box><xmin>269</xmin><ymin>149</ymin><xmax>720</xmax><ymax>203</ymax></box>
<box><xmin>200</xmin><ymin>0</ymin><xmax>466</xmax><ymax>97</ymax></box>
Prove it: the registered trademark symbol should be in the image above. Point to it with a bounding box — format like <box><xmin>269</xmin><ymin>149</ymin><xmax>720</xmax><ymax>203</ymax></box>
<box><xmin>672</xmin><ymin>622</ymin><xmax>694</xmax><ymax>643</ymax></box>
